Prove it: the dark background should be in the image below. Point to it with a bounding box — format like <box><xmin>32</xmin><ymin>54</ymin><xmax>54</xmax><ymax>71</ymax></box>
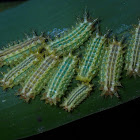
<box><xmin>24</xmin><ymin>97</ymin><xmax>139</xmax><ymax>139</ymax></box>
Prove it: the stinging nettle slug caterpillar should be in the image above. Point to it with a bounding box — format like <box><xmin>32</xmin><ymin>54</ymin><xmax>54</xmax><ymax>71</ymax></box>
<box><xmin>0</xmin><ymin>32</ymin><xmax>45</xmax><ymax>67</ymax></box>
<box><xmin>0</xmin><ymin>54</ymin><xmax>42</xmax><ymax>89</ymax></box>
<box><xmin>18</xmin><ymin>54</ymin><xmax>58</xmax><ymax>102</ymax></box>
<box><xmin>125</xmin><ymin>21</ymin><xmax>140</xmax><ymax>77</ymax></box>
<box><xmin>41</xmin><ymin>54</ymin><xmax>78</xmax><ymax>105</ymax></box>
<box><xmin>99</xmin><ymin>38</ymin><xmax>124</xmax><ymax>97</ymax></box>
<box><xmin>60</xmin><ymin>83</ymin><xmax>93</xmax><ymax>112</ymax></box>
<box><xmin>0</xmin><ymin>12</ymin><xmax>139</xmax><ymax>112</ymax></box>
<box><xmin>45</xmin><ymin>17</ymin><xmax>98</xmax><ymax>56</ymax></box>
<box><xmin>76</xmin><ymin>32</ymin><xmax>107</xmax><ymax>83</ymax></box>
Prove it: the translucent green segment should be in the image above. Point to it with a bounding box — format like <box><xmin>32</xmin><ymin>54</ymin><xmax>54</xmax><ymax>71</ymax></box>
<box><xmin>100</xmin><ymin>42</ymin><xmax>123</xmax><ymax>90</ymax></box>
<box><xmin>21</xmin><ymin>55</ymin><xmax>57</xmax><ymax>98</ymax></box>
<box><xmin>61</xmin><ymin>83</ymin><xmax>92</xmax><ymax>112</ymax></box>
<box><xmin>50</xmin><ymin>22</ymin><xmax>88</xmax><ymax>50</ymax></box>
<box><xmin>5</xmin><ymin>55</ymin><xmax>36</xmax><ymax>81</ymax></box>
<box><xmin>125</xmin><ymin>23</ymin><xmax>140</xmax><ymax>76</ymax></box>
<box><xmin>13</xmin><ymin>62</ymin><xmax>39</xmax><ymax>85</ymax></box>
<box><xmin>47</xmin><ymin>20</ymin><xmax>93</xmax><ymax>56</ymax></box>
<box><xmin>81</xmin><ymin>38</ymin><xmax>100</xmax><ymax>76</ymax></box>
<box><xmin>67</xmin><ymin>85</ymin><xmax>87</xmax><ymax>106</ymax></box>
<box><xmin>100</xmin><ymin>50</ymin><xmax>109</xmax><ymax>82</ymax></box>
<box><xmin>48</xmin><ymin>57</ymin><xmax>73</xmax><ymax>97</ymax></box>
<box><xmin>126</xmin><ymin>35</ymin><xmax>136</xmax><ymax>61</ymax></box>
<box><xmin>132</xmin><ymin>28</ymin><xmax>140</xmax><ymax>68</ymax></box>
<box><xmin>34</xmin><ymin>66</ymin><xmax>57</xmax><ymax>93</ymax></box>
<box><xmin>78</xmin><ymin>35</ymin><xmax>106</xmax><ymax>82</ymax></box>
<box><xmin>55</xmin><ymin>29</ymin><xmax>92</xmax><ymax>55</ymax></box>
<box><xmin>4</xmin><ymin>44</ymin><xmax>41</xmax><ymax>65</ymax></box>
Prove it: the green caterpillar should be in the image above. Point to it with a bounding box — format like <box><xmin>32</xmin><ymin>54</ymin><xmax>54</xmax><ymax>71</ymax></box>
<box><xmin>0</xmin><ymin>53</ymin><xmax>43</xmax><ymax>89</ymax></box>
<box><xmin>61</xmin><ymin>83</ymin><xmax>93</xmax><ymax>112</ymax></box>
<box><xmin>0</xmin><ymin>33</ymin><xmax>45</xmax><ymax>67</ymax></box>
<box><xmin>125</xmin><ymin>21</ymin><xmax>140</xmax><ymax>77</ymax></box>
<box><xmin>76</xmin><ymin>33</ymin><xmax>107</xmax><ymax>83</ymax></box>
<box><xmin>45</xmin><ymin>17</ymin><xmax>97</xmax><ymax>56</ymax></box>
<box><xmin>99</xmin><ymin>39</ymin><xmax>124</xmax><ymax>97</ymax></box>
<box><xmin>41</xmin><ymin>54</ymin><xmax>78</xmax><ymax>105</ymax></box>
<box><xmin>18</xmin><ymin>54</ymin><xmax>58</xmax><ymax>102</ymax></box>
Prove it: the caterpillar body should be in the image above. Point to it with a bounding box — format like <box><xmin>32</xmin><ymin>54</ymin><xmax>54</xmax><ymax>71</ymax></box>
<box><xmin>19</xmin><ymin>54</ymin><xmax>58</xmax><ymax>102</ymax></box>
<box><xmin>41</xmin><ymin>55</ymin><xmax>78</xmax><ymax>105</ymax></box>
<box><xmin>125</xmin><ymin>21</ymin><xmax>140</xmax><ymax>77</ymax></box>
<box><xmin>61</xmin><ymin>83</ymin><xmax>93</xmax><ymax>112</ymax></box>
<box><xmin>0</xmin><ymin>54</ymin><xmax>43</xmax><ymax>89</ymax></box>
<box><xmin>76</xmin><ymin>33</ymin><xmax>106</xmax><ymax>83</ymax></box>
<box><xmin>99</xmin><ymin>39</ymin><xmax>124</xmax><ymax>97</ymax></box>
<box><xmin>0</xmin><ymin>34</ymin><xmax>45</xmax><ymax>67</ymax></box>
<box><xmin>46</xmin><ymin>18</ymin><xmax>97</xmax><ymax>56</ymax></box>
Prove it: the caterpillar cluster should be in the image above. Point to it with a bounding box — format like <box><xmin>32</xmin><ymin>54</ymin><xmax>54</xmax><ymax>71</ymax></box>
<box><xmin>0</xmin><ymin>14</ymin><xmax>139</xmax><ymax>112</ymax></box>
